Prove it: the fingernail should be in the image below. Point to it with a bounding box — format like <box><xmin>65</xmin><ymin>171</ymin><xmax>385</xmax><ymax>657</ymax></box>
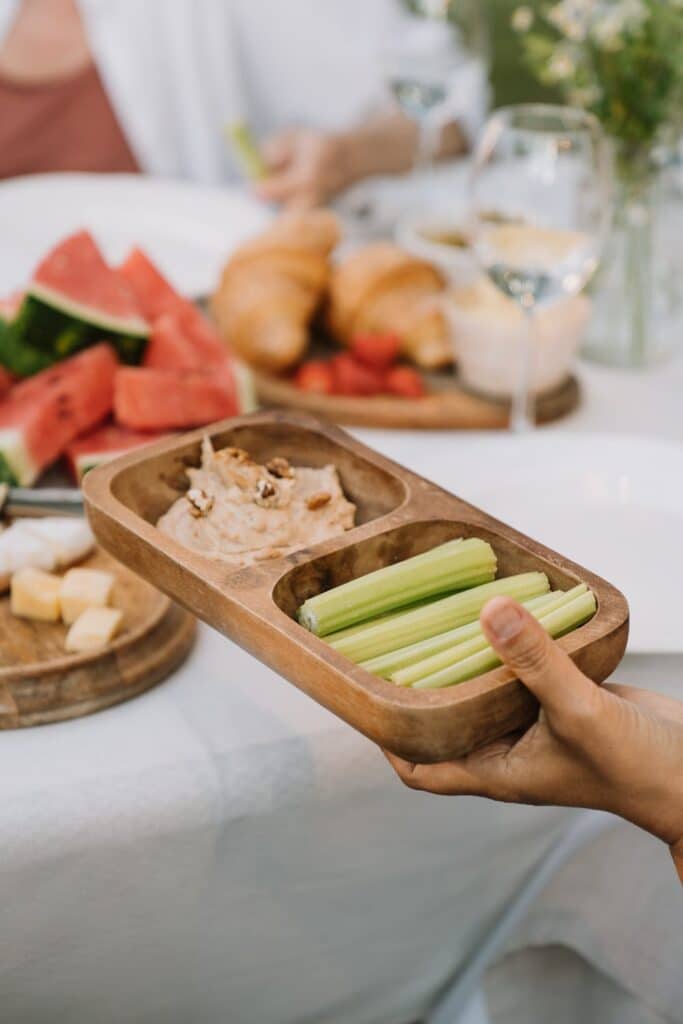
<box><xmin>486</xmin><ymin>600</ymin><xmax>524</xmax><ymax>641</ymax></box>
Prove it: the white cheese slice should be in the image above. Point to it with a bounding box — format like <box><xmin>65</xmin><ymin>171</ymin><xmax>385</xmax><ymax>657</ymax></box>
<box><xmin>10</xmin><ymin>567</ymin><xmax>61</xmax><ymax>622</ymax></box>
<box><xmin>22</xmin><ymin>518</ymin><xmax>95</xmax><ymax>569</ymax></box>
<box><xmin>0</xmin><ymin>524</ymin><xmax>57</xmax><ymax>591</ymax></box>
<box><xmin>65</xmin><ymin>607</ymin><xmax>123</xmax><ymax>653</ymax></box>
<box><xmin>59</xmin><ymin>567</ymin><xmax>115</xmax><ymax>625</ymax></box>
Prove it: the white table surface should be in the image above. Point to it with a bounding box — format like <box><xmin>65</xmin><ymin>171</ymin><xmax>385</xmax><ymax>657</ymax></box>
<box><xmin>2</xmin><ymin>174</ymin><xmax>682</xmax><ymax>1024</ymax></box>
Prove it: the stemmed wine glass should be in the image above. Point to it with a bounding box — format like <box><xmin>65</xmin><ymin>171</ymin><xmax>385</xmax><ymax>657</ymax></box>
<box><xmin>381</xmin><ymin>1</ymin><xmax>488</xmax><ymax>180</ymax></box>
<box><xmin>469</xmin><ymin>104</ymin><xmax>612</xmax><ymax>431</ymax></box>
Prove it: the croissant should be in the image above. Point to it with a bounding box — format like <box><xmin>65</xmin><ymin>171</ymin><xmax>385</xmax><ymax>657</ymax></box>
<box><xmin>327</xmin><ymin>243</ymin><xmax>452</xmax><ymax>370</ymax></box>
<box><xmin>211</xmin><ymin>209</ymin><xmax>340</xmax><ymax>373</ymax></box>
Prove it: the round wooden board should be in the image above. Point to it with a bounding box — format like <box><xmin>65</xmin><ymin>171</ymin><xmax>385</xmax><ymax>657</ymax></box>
<box><xmin>0</xmin><ymin>549</ymin><xmax>196</xmax><ymax>729</ymax></box>
<box><xmin>254</xmin><ymin>371</ymin><xmax>580</xmax><ymax>430</ymax></box>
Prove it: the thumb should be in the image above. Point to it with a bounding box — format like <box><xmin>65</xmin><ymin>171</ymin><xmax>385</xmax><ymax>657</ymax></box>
<box><xmin>480</xmin><ymin>597</ymin><xmax>599</xmax><ymax>723</ymax></box>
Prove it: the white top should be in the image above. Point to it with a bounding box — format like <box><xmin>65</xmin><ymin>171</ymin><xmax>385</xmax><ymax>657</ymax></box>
<box><xmin>0</xmin><ymin>0</ymin><xmax>488</xmax><ymax>184</ymax></box>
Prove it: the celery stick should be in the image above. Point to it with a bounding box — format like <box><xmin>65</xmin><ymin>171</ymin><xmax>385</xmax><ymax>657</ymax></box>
<box><xmin>225</xmin><ymin>121</ymin><xmax>266</xmax><ymax>180</ymax></box>
<box><xmin>391</xmin><ymin>584</ymin><xmax>588</xmax><ymax>686</ymax></box>
<box><xmin>361</xmin><ymin>591</ymin><xmax>560</xmax><ymax>678</ymax></box>
<box><xmin>328</xmin><ymin>572</ymin><xmax>549</xmax><ymax>663</ymax></box>
<box><xmin>297</xmin><ymin>538</ymin><xmax>496</xmax><ymax>636</ymax></box>
<box><xmin>411</xmin><ymin>589</ymin><xmax>596</xmax><ymax>690</ymax></box>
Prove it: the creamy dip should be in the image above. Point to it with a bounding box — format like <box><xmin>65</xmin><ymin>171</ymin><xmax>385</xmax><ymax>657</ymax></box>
<box><xmin>157</xmin><ymin>438</ymin><xmax>356</xmax><ymax>567</ymax></box>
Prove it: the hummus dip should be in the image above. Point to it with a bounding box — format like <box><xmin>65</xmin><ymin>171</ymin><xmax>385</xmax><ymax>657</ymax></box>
<box><xmin>157</xmin><ymin>438</ymin><xmax>356</xmax><ymax>567</ymax></box>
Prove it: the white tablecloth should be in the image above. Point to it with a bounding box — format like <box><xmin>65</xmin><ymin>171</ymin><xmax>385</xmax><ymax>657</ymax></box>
<box><xmin>2</xmin><ymin>170</ymin><xmax>683</xmax><ymax>1022</ymax></box>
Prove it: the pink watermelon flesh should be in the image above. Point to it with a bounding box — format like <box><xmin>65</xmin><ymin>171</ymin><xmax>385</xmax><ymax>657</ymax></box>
<box><xmin>144</xmin><ymin>306</ymin><xmax>229</xmax><ymax>370</ymax></box>
<box><xmin>118</xmin><ymin>248</ymin><xmax>183</xmax><ymax>321</ymax></box>
<box><xmin>121</xmin><ymin>247</ymin><xmax>228</xmax><ymax>363</ymax></box>
<box><xmin>65</xmin><ymin>422</ymin><xmax>165</xmax><ymax>482</ymax></box>
<box><xmin>115</xmin><ymin>366</ymin><xmax>238</xmax><ymax>431</ymax></box>
<box><xmin>32</xmin><ymin>231</ymin><xmax>147</xmax><ymax>330</ymax></box>
<box><xmin>144</xmin><ymin>312</ymin><xmax>202</xmax><ymax>370</ymax></box>
<box><xmin>0</xmin><ymin>368</ymin><xmax>13</xmax><ymax>398</ymax></box>
<box><xmin>0</xmin><ymin>343</ymin><xmax>118</xmax><ymax>484</ymax></box>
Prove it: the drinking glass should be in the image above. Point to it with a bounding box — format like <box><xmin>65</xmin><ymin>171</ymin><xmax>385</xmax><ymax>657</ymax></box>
<box><xmin>469</xmin><ymin>104</ymin><xmax>611</xmax><ymax>431</ymax></box>
<box><xmin>381</xmin><ymin>1</ymin><xmax>488</xmax><ymax>177</ymax></box>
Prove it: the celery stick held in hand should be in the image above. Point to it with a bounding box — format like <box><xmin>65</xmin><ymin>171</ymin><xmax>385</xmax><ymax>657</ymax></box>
<box><xmin>384</xmin><ymin>598</ymin><xmax>683</xmax><ymax>887</ymax></box>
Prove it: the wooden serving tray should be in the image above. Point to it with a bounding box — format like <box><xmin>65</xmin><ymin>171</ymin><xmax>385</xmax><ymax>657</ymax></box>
<box><xmin>254</xmin><ymin>370</ymin><xmax>580</xmax><ymax>430</ymax></box>
<box><xmin>83</xmin><ymin>411</ymin><xmax>628</xmax><ymax>763</ymax></box>
<box><xmin>0</xmin><ymin>549</ymin><xmax>196</xmax><ymax>729</ymax></box>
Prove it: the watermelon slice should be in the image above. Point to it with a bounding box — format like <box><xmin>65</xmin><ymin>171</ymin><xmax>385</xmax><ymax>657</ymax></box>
<box><xmin>0</xmin><ymin>367</ymin><xmax>13</xmax><ymax>398</ymax></box>
<box><xmin>144</xmin><ymin>312</ymin><xmax>204</xmax><ymax>371</ymax></box>
<box><xmin>114</xmin><ymin>366</ymin><xmax>238</xmax><ymax>431</ymax></box>
<box><xmin>0</xmin><ymin>343</ymin><xmax>118</xmax><ymax>485</ymax></box>
<box><xmin>0</xmin><ymin>291</ymin><xmax>24</xmax><ymax>323</ymax></box>
<box><xmin>8</xmin><ymin>232</ymin><xmax>149</xmax><ymax>373</ymax></box>
<box><xmin>65</xmin><ymin>422</ymin><xmax>165</xmax><ymax>482</ymax></box>
<box><xmin>118</xmin><ymin>248</ymin><xmax>182</xmax><ymax>321</ymax></box>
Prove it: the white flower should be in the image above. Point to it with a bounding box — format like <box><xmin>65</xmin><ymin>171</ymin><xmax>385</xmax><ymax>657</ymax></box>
<box><xmin>590</xmin><ymin>0</ymin><xmax>650</xmax><ymax>49</ymax></box>
<box><xmin>569</xmin><ymin>84</ymin><xmax>603</xmax><ymax>107</ymax></box>
<box><xmin>511</xmin><ymin>6</ymin><xmax>534</xmax><ymax>32</ymax></box>
<box><xmin>548</xmin><ymin>47</ymin><xmax>577</xmax><ymax>80</ymax></box>
<box><xmin>547</xmin><ymin>0</ymin><xmax>594</xmax><ymax>41</ymax></box>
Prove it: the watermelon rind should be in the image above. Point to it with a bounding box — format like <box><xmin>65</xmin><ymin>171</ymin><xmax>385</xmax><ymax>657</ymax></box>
<box><xmin>233</xmin><ymin>359</ymin><xmax>258</xmax><ymax>414</ymax></box>
<box><xmin>0</xmin><ymin>318</ymin><xmax>53</xmax><ymax>377</ymax></box>
<box><xmin>0</xmin><ymin>428</ymin><xmax>38</xmax><ymax>486</ymax></box>
<box><xmin>11</xmin><ymin>286</ymin><xmax>149</xmax><ymax>366</ymax></box>
<box><xmin>73</xmin><ymin>448</ymin><xmax>135</xmax><ymax>481</ymax></box>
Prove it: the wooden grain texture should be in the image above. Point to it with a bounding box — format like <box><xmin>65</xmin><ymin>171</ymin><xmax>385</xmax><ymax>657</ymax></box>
<box><xmin>0</xmin><ymin>549</ymin><xmax>196</xmax><ymax>729</ymax></box>
<box><xmin>83</xmin><ymin>410</ymin><xmax>629</xmax><ymax>763</ymax></box>
<box><xmin>254</xmin><ymin>370</ymin><xmax>580</xmax><ymax>430</ymax></box>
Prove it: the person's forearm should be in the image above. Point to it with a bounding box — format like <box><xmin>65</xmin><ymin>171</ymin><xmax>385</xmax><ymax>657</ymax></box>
<box><xmin>335</xmin><ymin>110</ymin><xmax>468</xmax><ymax>189</ymax></box>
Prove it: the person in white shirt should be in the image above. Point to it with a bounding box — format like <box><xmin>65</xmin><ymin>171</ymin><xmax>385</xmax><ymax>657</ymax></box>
<box><xmin>0</xmin><ymin>0</ymin><xmax>487</xmax><ymax>204</ymax></box>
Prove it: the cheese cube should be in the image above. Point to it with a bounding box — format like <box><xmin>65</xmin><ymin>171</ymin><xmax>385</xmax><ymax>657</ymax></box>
<box><xmin>59</xmin><ymin>568</ymin><xmax>115</xmax><ymax>625</ymax></box>
<box><xmin>65</xmin><ymin>607</ymin><xmax>123</xmax><ymax>653</ymax></box>
<box><xmin>10</xmin><ymin>567</ymin><xmax>61</xmax><ymax>622</ymax></box>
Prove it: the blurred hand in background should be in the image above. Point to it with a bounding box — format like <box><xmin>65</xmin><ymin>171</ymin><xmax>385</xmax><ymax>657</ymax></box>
<box><xmin>256</xmin><ymin>112</ymin><xmax>467</xmax><ymax>209</ymax></box>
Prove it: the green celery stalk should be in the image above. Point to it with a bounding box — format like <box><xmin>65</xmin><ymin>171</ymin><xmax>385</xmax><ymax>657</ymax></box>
<box><xmin>297</xmin><ymin>538</ymin><xmax>496</xmax><ymax>636</ymax></box>
<box><xmin>411</xmin><ymin>589</ymin><xmax>596</xmax><ymax>690</ymax></box>
<box><xmin>361</xmin><ymin>591</ymin><xmax>560</xmax><ymax>678</ymax></box>
<box><xmin>391</xmin><ymin>584</ymin><xmax>588</xmax><ymax>686</ymax></box>
<box><xmin>225</xmin><ymin>122</ymin><xmax>266</xmax><ymax>180</ymax></box>
<box><xmin>328</xmin><ymin>572</ymin><xmax>549</xmax><ymax>663</ymax></box>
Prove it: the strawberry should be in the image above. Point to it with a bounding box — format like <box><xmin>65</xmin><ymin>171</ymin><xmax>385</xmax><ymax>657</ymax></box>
<box><xmin>350</xmin><ymin>333</ymin><xmax>401</xmax><ymax>371</ymax></box>
<box><xmin>384</xmin><ymin>365</ymin><xmax>426</xmax><ymax>399</ymax></box>
<box><xmin>330</xmin><ymin>354</ymin><xmax>384</xmax><ymax>396</ymax></box>
<box><xmin>295</xmin><ymin>360</ymin><xmax>334</xmax><ymax>395</ymax></box>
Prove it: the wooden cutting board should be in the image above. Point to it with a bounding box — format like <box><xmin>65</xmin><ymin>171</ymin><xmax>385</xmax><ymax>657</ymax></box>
<box><xmin>0</xmin><ymin>548</ymin><xmax>196</xmax><ymax>728</ymax></box>
<box><xmin>254</xmin><ymin>371</ymin><xmax>580</xmax><ymax>430</ymax></box>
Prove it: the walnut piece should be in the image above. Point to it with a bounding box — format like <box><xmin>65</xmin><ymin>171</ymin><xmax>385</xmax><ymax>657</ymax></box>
<box><xmin>266</xmin><ymin>456</ymin><xmax>294</xmax><ymax>479</ymax></box>
<box><xmin>254</xmin><ymin>477</ymin><xmax>278</xmax><ymax>507</ymax></box>
<box><xmin>220</xmin><ymin>447</ymin><xmax>252</xmax><ymax>464</ymax></box>
<box><xmin>186</xmin><ymin>488</ymin><xmax>214</xmax><ymax>518</ymax></box>
<box><xmin>306</xmin><ymin>491</ymin><xmax>331</xmax><ymax>511</ymax></box>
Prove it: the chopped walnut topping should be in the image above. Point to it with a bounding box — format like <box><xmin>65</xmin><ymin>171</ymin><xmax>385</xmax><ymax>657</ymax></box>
<box><xmin>221</xmin><ymin>447</ymin><xmax>252</xmax><ymax>464</ymax></box>
<box><xmin>266</xmin><ymin>456</ymin><xmax>294</xmax><ymax>479</ymax></box>
<box><xmin>254</xmin><ymin>477</ymin><xmax>278</xmax><ymax>507</ymax></box>
<box><xmin>186</xmin><ymin>488</ymin><xmax>215</xmax><ymax>518</ymax></box>
<box><xmin>306</xmin><ymin>491</ymin><xmax>331</xmax><ymax>510</ymax></box>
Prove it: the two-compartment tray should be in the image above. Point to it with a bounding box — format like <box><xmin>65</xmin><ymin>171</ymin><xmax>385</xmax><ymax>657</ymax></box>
<box><xmin>83</xmin><ymin>411</ymin><xmax>629</xmax><ymax>763</ymax></box>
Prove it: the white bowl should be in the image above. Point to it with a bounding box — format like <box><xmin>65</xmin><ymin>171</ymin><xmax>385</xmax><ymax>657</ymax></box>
<box><xmin>395</xmin><ymin>214</ymin><xmax>479</xmax><ymax>288</ymax></box>
<box><xmin>445</xmin><ymin>278</ymin><xmax>590</xmax><ymax>398</ymax></box>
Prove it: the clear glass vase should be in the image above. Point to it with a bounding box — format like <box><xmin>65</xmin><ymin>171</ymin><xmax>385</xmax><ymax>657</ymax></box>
<box><xmin>583</xmin><ymin>150</ymin><xmax>683</xmax><ymax>368</ymax></box>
